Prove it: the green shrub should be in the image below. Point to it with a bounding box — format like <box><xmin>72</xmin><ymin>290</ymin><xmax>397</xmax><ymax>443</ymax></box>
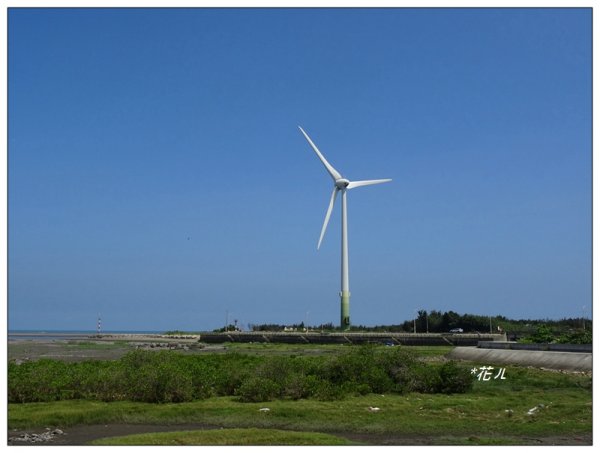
<box><xmin>305</xmin><ymin>376</ymin><xmax>346</xmax><ymax>401</ymax></box>
<box><xmin>93</xmin><ymin>362</ymin><xmax>125</xmax><ymax>401</ymax></box>
<box><xmin>556</xmin><ymin>330</ymin><xmax>592</xmax><ymax>344</ymax></box>
<box><xmin>119</xmin><ymin>350</ymin><xmax>195</xmax><ymax>403</ymax></box>
<box><xmin>324</xmin><ymin>345</ymin><xmax>379</xmax><ymax>393</ymax></box>
<box><xmin>409</xmin><ymin>364</ymin><xmax>443</xmax><ymax>393</ymax></box>
<box><xmin>8</xmin><ymin>360</ymin><xmax>72</xmax><ymax>403</ymax></box>
<box><xmin>280</xmin><ymin>372</ymin><xmax>309</xmax><ymax>400</ymax></box>
<box><xmin>520</xmin><ymin>324</ymin><xmax>556</xmax><ymax>343</ymax></box>
<box><xmin>255</xmin><ymin>356</ymin><xmax>296</xmax><ymax>387</ymax></box>
<box><xmin>186</xmin><ymin>358</ymin><xmax>218</xmax><ymax>400</ymax></box>
<box><xmin>7</xmin><ymin>362</ymin><xmax>31</xmax><ymax>403</ymax></box>
<box><xmin>213</xmin><ymin>353</ymin><xmax>257</xmax><ymax>396</ymax></box>
<box><xmin>254</xmin><ymin>356</ymin><xmax>320</xmax><ymax>400</ymax></box>
<box><xmin>375</xmin><ymin>346</ymin><xmax>419</xmax><ymax>371</ymax></box>
<box><xmin>8</xmin><ymin>345</ymin><xmax>474</xmax><ymax>405</ymax></box>
<box><xmin>437</xmin><ymin>361</ymin><xmax>473</xmax><ymax>394</ymax></box>
<box><xmin>236</xmin><ymin>377</ymin><xmax>280</xmax><ymax>402</ymax></box>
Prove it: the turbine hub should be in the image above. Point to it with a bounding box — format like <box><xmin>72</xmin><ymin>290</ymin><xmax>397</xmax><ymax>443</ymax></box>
<box><xmin>335</xmin><ymin>178</ymin><xmax>350</xmax><ymax>189</ymax></box>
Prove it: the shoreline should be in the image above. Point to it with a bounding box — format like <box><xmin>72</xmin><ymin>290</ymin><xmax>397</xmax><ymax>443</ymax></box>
<box><xmin>7</xmin><ymin>333</ymin><xmax>207</xmax><ymax>363</ymax></box>
<box><xmin>8</xmin><ymin>332</ymin><xmax>200</xmax><ymax>341</ymax></box>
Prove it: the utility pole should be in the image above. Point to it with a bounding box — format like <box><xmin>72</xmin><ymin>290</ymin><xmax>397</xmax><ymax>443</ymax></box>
<box><xmin>413</xmin><ymin>309</ymin><xmax>417</xmax><ymax>334</ymax></box>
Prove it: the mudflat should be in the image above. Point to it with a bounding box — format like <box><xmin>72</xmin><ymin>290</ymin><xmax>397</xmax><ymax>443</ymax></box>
<box><xmin>7</xmin><ymin>423</ymin><xmax>593</xmax><ymax>446</ymax></box>
<box><xmin>8</xmin><ymin>333</ymin><xmax>219</xmax><ymax>363</ymax></box>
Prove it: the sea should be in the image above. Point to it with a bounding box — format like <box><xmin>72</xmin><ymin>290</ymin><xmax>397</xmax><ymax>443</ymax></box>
<box><xmin>7</xmin><ymin>330</ymin><xmax>165</xmax><ymax>341</ymax></box>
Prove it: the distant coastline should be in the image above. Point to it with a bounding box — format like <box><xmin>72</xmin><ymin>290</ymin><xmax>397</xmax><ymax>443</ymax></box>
<box><xmin>8</xmin><ymin>330</ymin><xmax>165</xmax><ymax>341</ymax></box>
<box><xmin>9</xmin><ymin>330</ymin><xmax>164</xmax><ymax>334</ymax></box>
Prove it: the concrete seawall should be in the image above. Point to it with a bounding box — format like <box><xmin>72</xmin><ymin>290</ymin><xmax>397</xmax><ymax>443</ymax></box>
<box><xmin>447</xmin><ymin>346</ymin><xmax>592</xmax><ymax>372</ymax></box>
<box><xmin>198</xmin><ymin>331</ymin><xmax>506</xmax><ymax>346</ymax></box>
<box><xmin>477</xmin><ymin>341</ymin><xmax>591</xmax><ymax>353</ymax></box>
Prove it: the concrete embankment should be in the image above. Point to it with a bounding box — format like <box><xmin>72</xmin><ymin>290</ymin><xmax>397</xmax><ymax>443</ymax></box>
<box><xmin>448</xmin><ymin>346</ymin><xmax>592</xmax><ymax>372</ymax></box>
<box><xmin>198</xmin><ymin>331</ymin><xmax>506</xmax><ymax>346</ymax></box>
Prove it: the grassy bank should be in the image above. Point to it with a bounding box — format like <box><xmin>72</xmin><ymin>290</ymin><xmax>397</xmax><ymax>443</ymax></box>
<box><xmin>9</xmin><ymin>363</ymin><xmax>592</xmax><ymax>434</ymax></box>
<box><xmin>8</xmin><ymin>380</ymin><xmax>591</xmax><ymax>443</ymax></box>
<box><xmin>90</xmin><ymin>428</ymin><xmax>357</xmax><ymax>446</ymax></box>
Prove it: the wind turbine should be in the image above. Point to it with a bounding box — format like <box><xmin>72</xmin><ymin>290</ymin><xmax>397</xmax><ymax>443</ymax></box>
<box><xmin>299</xmin><ymin>126</ymin><xmax>391</xmax><ymax>330</ymax></box>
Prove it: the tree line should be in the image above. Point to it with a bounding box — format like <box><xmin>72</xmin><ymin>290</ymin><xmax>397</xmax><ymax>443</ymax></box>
<box><xmin>245</xmin><ymin>311</ymin><xmax>591</xmax><ymax>337</ymax></box>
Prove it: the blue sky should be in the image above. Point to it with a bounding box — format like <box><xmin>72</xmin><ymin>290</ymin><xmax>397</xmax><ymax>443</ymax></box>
<box><xmin>7</xmin><ymin>7</ymin><xmax>591</xmax><ymax>331</ymax></box>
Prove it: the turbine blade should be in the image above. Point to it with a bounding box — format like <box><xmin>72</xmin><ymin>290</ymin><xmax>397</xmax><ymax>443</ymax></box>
<box><xmin>347</xmin><ymin>178</ymin><xmax>392</xmax><ymax>189</ymax></box>
<box><xmin>318</xmin><ymin>187</ymin><xmax>339</xmax><ymax>250</ymax></box>
<box><xmin>298</xmin><ymin>126</ymin><xmax>342</xmax><ymax>181</ymax></box>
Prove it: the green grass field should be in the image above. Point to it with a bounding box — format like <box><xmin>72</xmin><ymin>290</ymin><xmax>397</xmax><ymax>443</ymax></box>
<box><xmin>90</xmin><ymin>427</ymin><xmax>357</xmax><ymax>446</ymax></box>
<box><xmin>221</xmin><ymin>342</ymin><xmax>454</xmax><ymax>355</ymax></box>
<box><xmin>7</xmin><ymin>344</ymin><xmax>592</xmax><ymax>445</ymax></box>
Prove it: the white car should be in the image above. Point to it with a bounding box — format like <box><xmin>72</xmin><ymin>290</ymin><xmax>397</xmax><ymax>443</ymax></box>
<box><xmin>449</xmin><ymin>328</ymin><xmax>464</xmax><ymax>333</ymax></box>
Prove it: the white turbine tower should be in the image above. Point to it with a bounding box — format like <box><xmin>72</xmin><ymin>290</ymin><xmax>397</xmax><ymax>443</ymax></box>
<box><xmin>299</xmin><ymin>126</ymin><xmax>391</xmax><ymax>330</ymax></box>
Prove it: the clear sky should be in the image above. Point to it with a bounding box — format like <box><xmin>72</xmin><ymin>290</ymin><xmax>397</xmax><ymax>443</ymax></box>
<box><xmin>7</xmin><ymin>7</ymin><xmax>592</xmax><ymax>331</ymax></box>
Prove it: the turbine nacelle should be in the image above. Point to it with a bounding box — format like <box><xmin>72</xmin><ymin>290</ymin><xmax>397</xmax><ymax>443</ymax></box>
<box><xmin>298</xmin><ymin>126</ymin><xmax>392</xmax><ymax>250</ymax></box>
<box><xmin>335</xmin><ymin>178</ymin><xmax>350</xmax><ymax>189</ymax></box>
